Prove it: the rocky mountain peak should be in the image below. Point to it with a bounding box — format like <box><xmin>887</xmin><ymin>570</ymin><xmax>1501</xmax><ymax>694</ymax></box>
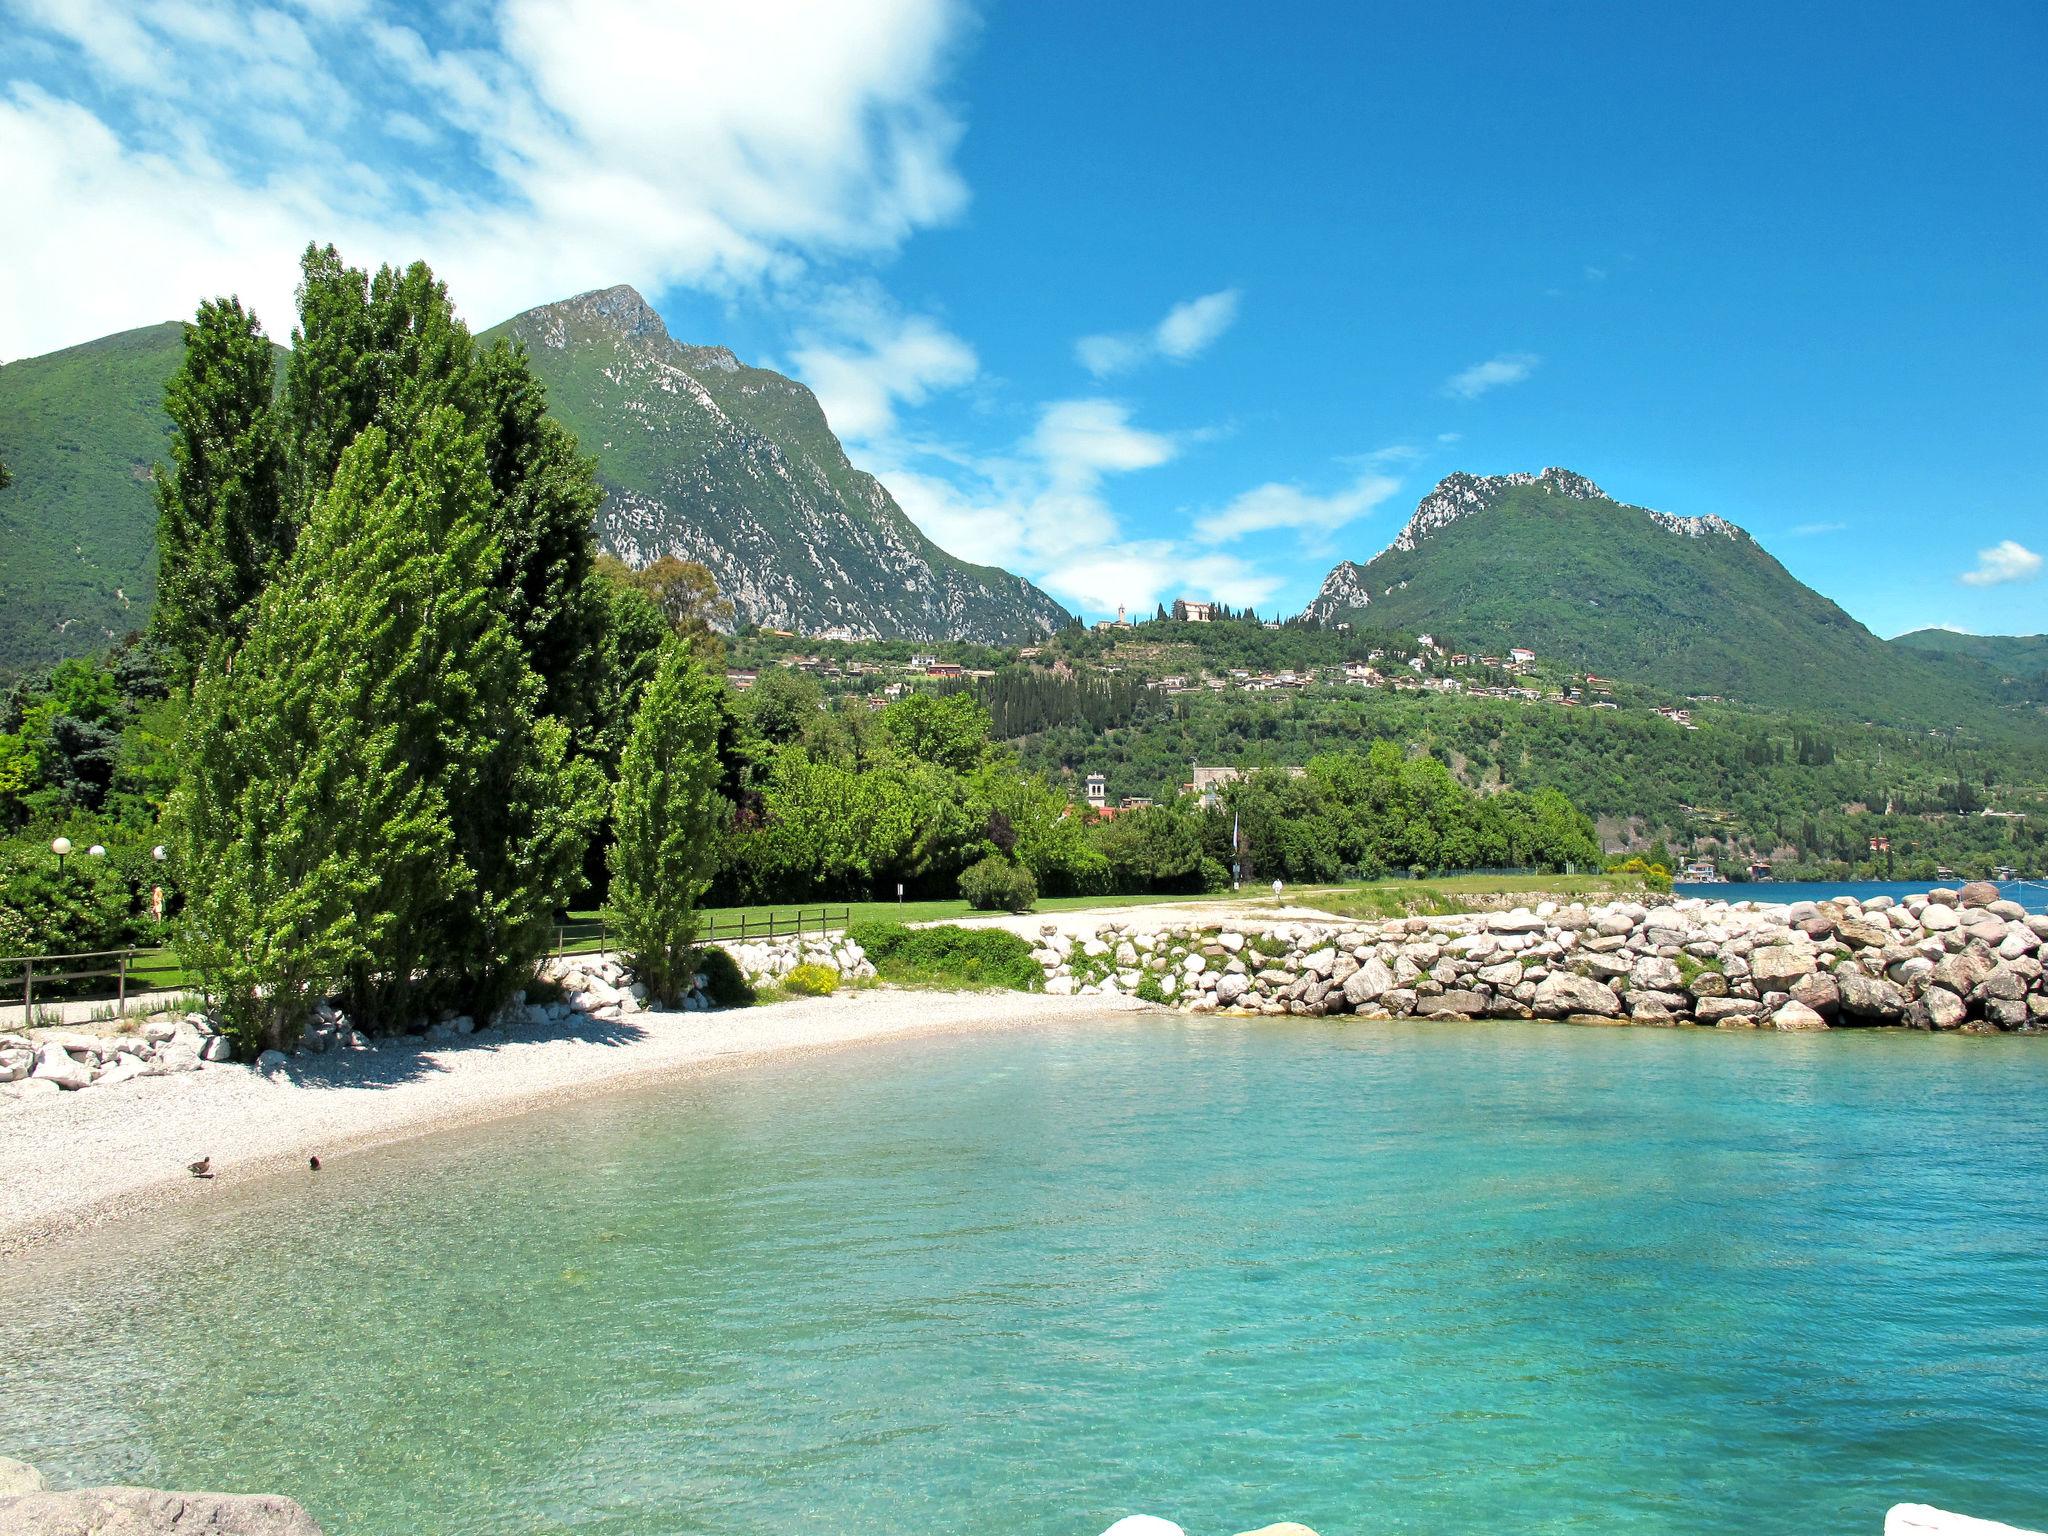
<box><xmin>538</xmin><ymin>283</ymin><xmax>672</xmax><ymax>348</ymax></box>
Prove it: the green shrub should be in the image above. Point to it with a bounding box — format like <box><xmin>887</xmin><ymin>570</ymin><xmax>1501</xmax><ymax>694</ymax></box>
<box><xmin>0</xmin><ymin>836</ymin><xmax>145</xmax><ymax>962</ymax></box>
<box><xmin>782</xmin><ymin>962</ymin><xmax>840</xmax><ymax>996</ymax></box>
<box><xmin>846</xmin><ymin>920</ymin><xmax>1043</xmax><ymax>991</ymax></box>
<box><xmin>959</xmin><ymin>855</ymin><xmax>1037</xmax><ymax>912</ymax></box>
<box><xmin>693</xmin><ymin>945</ymin><xmax>756</xmax><ymax>1007</ymax></box>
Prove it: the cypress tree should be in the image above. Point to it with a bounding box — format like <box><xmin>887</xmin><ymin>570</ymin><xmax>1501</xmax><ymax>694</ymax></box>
<box><xmin>606</xmin><ymin>638</ymin><xmax>728</xmax><ymax>1006</ymax></box>
<box><xmin>476</xmin><ymin>339</ymin><xmax>606</xmax><ymax>727</ymax></box>
<box><xmin>151</xmin><ymin>297</ymin><xmax>283</xmax><ymax>682</ymax></box>
<box><xmin>172</xmin><ymin>426</ymin><xmax>460</xmax><ymax>1052</ymax></box>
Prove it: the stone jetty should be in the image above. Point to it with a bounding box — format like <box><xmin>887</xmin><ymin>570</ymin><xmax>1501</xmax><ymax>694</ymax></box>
<box><xmin>1033</xmin><ymin>883</ymin><xmax>2047</xmax><ymax>1032</ymax></box>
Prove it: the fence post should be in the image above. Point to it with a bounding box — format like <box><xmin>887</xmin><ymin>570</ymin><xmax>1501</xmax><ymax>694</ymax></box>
<box><xmin>117</xmin><ymin>953</ymin><xmax>128</xmax><ymax>1017</ymax></box>
<box><xmin>23</xmin><ymin>959</ymin><xmax>31</xmax><ymax>1018</ymax></box>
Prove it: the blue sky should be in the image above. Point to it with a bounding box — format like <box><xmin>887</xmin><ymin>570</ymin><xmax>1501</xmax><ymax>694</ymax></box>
<box><xmin>3</xmin><ymin>0</ymin><xmax>2042</xmax><ymax>636</ymax></box>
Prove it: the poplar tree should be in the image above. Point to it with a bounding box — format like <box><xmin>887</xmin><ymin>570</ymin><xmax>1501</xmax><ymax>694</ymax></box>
<box><xmin>606</xmin><ymin>638</ymin><xmax>728</xmax><ymax>1006</ymax></box>
<box><xmin>151</xmin><ymin>297</ymin><xmax>283</xmax><ymax>682</ymax></box>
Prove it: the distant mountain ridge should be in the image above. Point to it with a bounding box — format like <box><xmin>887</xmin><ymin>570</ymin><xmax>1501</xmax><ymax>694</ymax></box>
<box><xmin>481</xmin><ymin>285</ymin><xmax>1071</xmax><ymax>643</ymax></box>
<box><xmin>1301</xmin><ymin>468</ymin><xmax>2026</xmax><ymax>730</ymax></box>
<box><xmin>0</xmin><ymin>288</ymin><xmax>1069</xmax><ymax>676</ymax></box>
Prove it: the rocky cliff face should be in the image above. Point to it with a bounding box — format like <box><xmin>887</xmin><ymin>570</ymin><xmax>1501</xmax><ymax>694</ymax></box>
<box><xmin>486</xmin><ymin>286</ymin><xmax>1071</xmax><ymax>642</ymax></box>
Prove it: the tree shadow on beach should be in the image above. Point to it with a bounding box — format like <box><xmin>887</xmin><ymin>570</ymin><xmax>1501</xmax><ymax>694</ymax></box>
<box><xmin>282</xmin><ymin>1012</ymin><xmax>657</xmax><ymax>1093</ymax></box>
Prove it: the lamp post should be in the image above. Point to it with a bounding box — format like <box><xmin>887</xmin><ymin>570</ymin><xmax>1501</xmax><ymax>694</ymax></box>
<box><xmin>50</xmin><ymin>836</ymin><xmax>70</xmax><ymax>874</ymax></box>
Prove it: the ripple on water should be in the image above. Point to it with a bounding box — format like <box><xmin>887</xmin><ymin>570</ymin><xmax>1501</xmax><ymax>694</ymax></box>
<box><xmin>4</xmin><ymin>1017</ymin><xmax>2047</xmax><ymax>1535</ymax></box>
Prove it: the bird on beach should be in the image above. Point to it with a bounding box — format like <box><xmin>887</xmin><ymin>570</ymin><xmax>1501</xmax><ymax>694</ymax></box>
<box><xmin>309</xmin><ymin>1155</ymin><xmax>321</xmax><ymax>1171</ymax></box>
<box><xmin>187</xmin><ymin>1157</ymin><xmax>213</xmax><ymax>1179</ymax></box>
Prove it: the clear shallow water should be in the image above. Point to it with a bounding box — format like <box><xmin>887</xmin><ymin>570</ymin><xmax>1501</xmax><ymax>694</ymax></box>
<box><xmin>1675</xmin><ymin>879</ymin><xmax>2048</xmax><ymax>912</ymax></box>
<box><xmin>6</xmin><ymin>1019</ymin><xmax>2048</xmax><ymax>1536</ymax></box>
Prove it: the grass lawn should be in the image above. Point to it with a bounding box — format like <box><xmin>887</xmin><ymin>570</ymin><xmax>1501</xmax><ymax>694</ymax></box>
<box><xmin>1299</xmin><ymin>871</ymin><xmax>1655</xmax><ymax>921</ymax></box>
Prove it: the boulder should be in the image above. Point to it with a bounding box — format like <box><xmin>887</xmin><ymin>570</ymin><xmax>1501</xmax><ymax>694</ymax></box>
<box><xmin>1772</xmin><ymin>1000</ymin><xmax>1830</xmax><ymax>1032</ymax></box>
<box><xmin>30</xmin><ymin>1045</ymin><xmax>92</xmax><ymax>1091</ymax></box>
<box><xmin>1835</xmin><ymin>917</ymin><xmax>1891</xmax><ymax>950</ymax></box>
<box><xmin>1955</xmin><ymin>880</ymin><xmax>2001</xmax><ymax>909</ymax></box>
<box><xmin>0</xmin><ymin>1487</ymin><xmax>326</xmax><ymax>1534</ymax></box>
<box><xmin>1695</xmin><ymin>997</ymin><xmax>1761</xmax><ymax>1024</ymax></box>
<box><xmin>1750</xmin><ymin>945</ymin><xmax>1818</xmax><ymax>990</ymax></box>
<box><xmin>1213</xmin><ymin>973</ymin><xmax>1250</xmax><ymax>1007</ymax></box>
<box><xmin>1341</xmin><ymin>957</ymin><xmax>1395</xmax><ymax>1007</ymax></box>
<box><xmin>1234</xmin><ymin>1527</ymin><xmax>1321</xmax><ymax>1536</ymax></box>
<box><xmin>1416</xmin><ymin>989</ymin><xmax>1487</xmax><ymax>1018</ymax></box>
<box><xmin>1930</xmin><ymin>949</ymin><xmax>1994</xmax><ymax>996</ymax></box>
<box><xmin>1533</xmin><ymin>973</ymin><xmax>1622</xmax><ymax>1018</ymax></box>
<box><xmin>1838</xmin><ymin>970</ymin><xmax>1908</xmax><ymax>1022</ymax></box>
<box><xmin>1919</xmin><ymin>904</ymin><xmax>1960</xmax><ymax>933</ymax></box>
<box><xmin>1630</xmin><ymin>955</ymin><xmax>1684</xmax><ymax>993</ymax></box>
<box><xmin>255</xmin><ymin>1049</ymin><xmax>290</xmax><ymax>1076</ymax></box>
<box><xmin>1918</xmin><ymin>989</ymin><xmax>1968</xmax><ymax>1030</ymax></box>
<box><xmin>1789</xmin><ymin>971</ymin><xmax>1840</xmax><ymax>1017</ymax></box>
<box><xmin>0</xmin><ymin>1459</ymin><xmax>45</xmax><ymax>1494</ymax></box>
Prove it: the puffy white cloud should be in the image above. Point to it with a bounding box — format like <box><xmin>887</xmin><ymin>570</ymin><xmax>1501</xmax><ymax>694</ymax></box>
<box><xmin>1030</xmin><ymin>399</ymin><xmax>1176</xmax><ymax>479</ymax></box>
<box><xmin>1443</xmin><ymin>352</ymin><xmax>1539</xmax><ymax>399</ymax></box>
<box><xmin>787</xmin><ymin>284</ymin><xmax>977</xmax><ymax>444</ymax></box>
<box><xmin>1959</xmin><ymin>539</ymin><xmax>2043</xmax><ymax>587</ymax></box>
<box><xmin>1076</xmin><ymin>287</ymin><xmax>1240</xmax><ymax>377</ymax></box>
<box><xmin>0</xmin><ymin>0</ymin><xmax>972</xmax><ymax>357</ymax></box>
<box><xmin>1194</xmin><ymin>471</ymin><xmax>1400</xmax><ymax>545</ymax></box>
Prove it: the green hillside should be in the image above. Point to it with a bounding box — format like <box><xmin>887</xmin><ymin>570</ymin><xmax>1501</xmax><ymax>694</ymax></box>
<box><xmin>1893</xmin><ymin>628</ymin><xmax>2048</xmax><ymax>675</ymax></box>
<box><xmin>0</xmin><ymin>323</ymin><xmax>185</xmax><ymax>676</ymax></box>
<box><xmin>481</xmin><ymin>285</ymin><xmax>1071</xmax><ymax>642</ymax></box>
<box><xmin>1304</xmin><ymin>468</ymin><xmax>2016</xmax><ymax>730</ymax></box>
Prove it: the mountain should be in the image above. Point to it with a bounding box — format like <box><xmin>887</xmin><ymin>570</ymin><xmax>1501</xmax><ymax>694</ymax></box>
<box><xmin>0</xmin><ymin>322</ymin><xmax>186</xmax><ymax>676</ymax></box>
<box><xmin>1892</xmin><ymin>629</ymin><xmax>2048</xmax><ymax>676</ymax></box>
<box><xmin>0</xmin><ymin>288</ymin><xmax>1069</xmax><ymax>678</ymax></box>
<box><xmin>1302</xmin><ymin>467</ymin><xmax>2017</xmax><ymax>728</ymax></box>
<box><xmin>480</xmin><ymin>285</ymin><xmax>1070</xmax><ymax>642</ymax></box>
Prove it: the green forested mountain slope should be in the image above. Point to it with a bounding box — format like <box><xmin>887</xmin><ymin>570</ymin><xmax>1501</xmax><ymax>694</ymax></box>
<box><xmin>1303</xmin><ymin>468</ymin><xmax>2014</xmax><ymax>729</ymax></box>
<box><xmin>1893</xmin><ymin>629</ymin><xmax>2048</xmax><ymax>675</ymax></box>
<box><xmin>0</xmin><ymin>323</ymin><xmax>186</xmax><ymax>675</ymax></box>
<box><xmin>481</xmin><ymin>285</ymin><xmax>1071</xmax><ymax>642</ymax></box>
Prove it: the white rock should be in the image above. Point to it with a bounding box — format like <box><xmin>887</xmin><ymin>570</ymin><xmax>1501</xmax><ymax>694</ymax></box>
<box><xmin>255</xmin><ymin>1049</ymin><xmax>290</xmax><ymax>1076</ymax></box>
<box><xmin>30</xmin><ymin>1045</ymin><xmax>92</xmax><ymax>1090</ymax></box>
<box><xmin>198</xmin><ymin>1036</ymin><xmax>234</xmax><ymax>1062</ymax></box>
<box><xmin>1100</xmin><ymin>1520</ymin><xmax>1187</xmax><ymax>1536</ymax></box>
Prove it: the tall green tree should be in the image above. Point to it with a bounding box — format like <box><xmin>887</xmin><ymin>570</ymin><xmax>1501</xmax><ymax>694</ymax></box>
<box><xmin>174</xmin><ymin>412</ymin><xmax>596</xmax><ymax>1047</ymax></box>
<box><xmin>606</xmin><ymin>637</ymin><xmax>728</xmax><ymax>1006</ymax></box>
<box><xmin>150</xmin><ymin>297</ymin><xmax>284</xmax><ymax>681</ymax></box>
<box><xmin>477</xmin><ymin>340</ymin><xmax>606</xmax><ymax>725</ymax></box>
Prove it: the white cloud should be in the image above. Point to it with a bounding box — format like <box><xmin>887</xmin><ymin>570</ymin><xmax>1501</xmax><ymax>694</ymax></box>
<box><xmin>787</xmin><ymin>284</ymin><xmax>977</xmax><ymax>444</ymax></box>
<box><xmin>1790</xmin><ymin>520</ymin><xmax>1848</xmax><ymax>536</ymax></box>
<box><xmin>1194</xmin><ymin>471</ymin><xmax>1400</xmax><ymax>544</ymax></box>
<box><xmin>1436</xmin><ymin>431</ymin><xmax>1462</xmax><ymax>444</ymax></box>
<box><xmin>0</xmin><ymin>0</ymin><xmax>972</xmax><ymax>357</ymax></box>
<box><xmin>1155</xmin><ymin>289</ymin><xmax>1240</xmax><ymax>360</ymax></box>
<box><xmin>1076</xmin><ymin>287</ymin><xmax>1240</xmax><ymax>377</ymax></box>
<box><xmin>1443</xmin><ymin>352</ymin><xmax>1539</xmax><ymax>400</ymax></box>
<box><xmin>1959</xmin><ymin>539</ymin><xmax>2043</xmax><ymax>587</ymax></box>
<box><xmin>1030</xmin><ymin>398</ymin><xmax>1175</xmax><ymax>478</ymax></box>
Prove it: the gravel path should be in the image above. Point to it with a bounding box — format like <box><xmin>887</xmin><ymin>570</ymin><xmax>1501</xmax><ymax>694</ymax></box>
<box><xmin>0</xmin><ymin>989</ymin><xmax>1141</xmax><ymax>1257</ymax></box>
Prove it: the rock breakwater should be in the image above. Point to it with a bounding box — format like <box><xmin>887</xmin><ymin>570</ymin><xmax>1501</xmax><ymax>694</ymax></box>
<box><xmin>1033</xmin><ymin>883</ymin><xmax>2048</xmax><ymax>1033</ymax></box>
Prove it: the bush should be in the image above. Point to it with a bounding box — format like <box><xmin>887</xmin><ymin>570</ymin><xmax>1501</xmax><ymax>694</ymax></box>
<box><xmin>0</xmin><ymin>837</ymin><xmax>145</xmax><ymax>961</ymax></box>
<box><xmin>693</xmin><ymin>944</ymin><xmax>756</xmax><ymax>1007</ymax></box>
<box><xmin>1606</xmin><ymin>855</ymin><xmax>1675</xmax><ymax>893</ymax></box>
<box><xmin>960</xmin><ymin>855</ymin><xmax>1037</xmax><ymax>912</ymax></box>
<box><xmin>846</xmin><ymin>920</ymin><xmax>1043</xmax><ymax>991</ymax></box>
<box><xmin>782</xmin><ymin>962</ymin><xmax>840</xmax><ymax>996</ymax></box>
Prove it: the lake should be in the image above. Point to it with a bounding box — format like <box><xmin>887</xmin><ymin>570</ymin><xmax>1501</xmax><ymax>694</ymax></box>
<box><xmin>6</xmin><ymin>1018</ymin><xmax>2047</xmax><ymax>1535</ymax></box>
<box><xmin>1676</xmin><ymin>878</ymin><xmax>2048</xmax><ymax>913</ymax></box>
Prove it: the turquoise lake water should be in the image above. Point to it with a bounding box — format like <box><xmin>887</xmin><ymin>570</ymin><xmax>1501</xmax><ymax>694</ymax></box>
<box><xmin>6</xmin><ymin>1018</ymin><xmax>2048</xmax><ymax>1535</ymax></box>
<box><xmin>1674</xmin><ymin>879</ymin><xmax>2048</xmax><ymax>912</ymax></box>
